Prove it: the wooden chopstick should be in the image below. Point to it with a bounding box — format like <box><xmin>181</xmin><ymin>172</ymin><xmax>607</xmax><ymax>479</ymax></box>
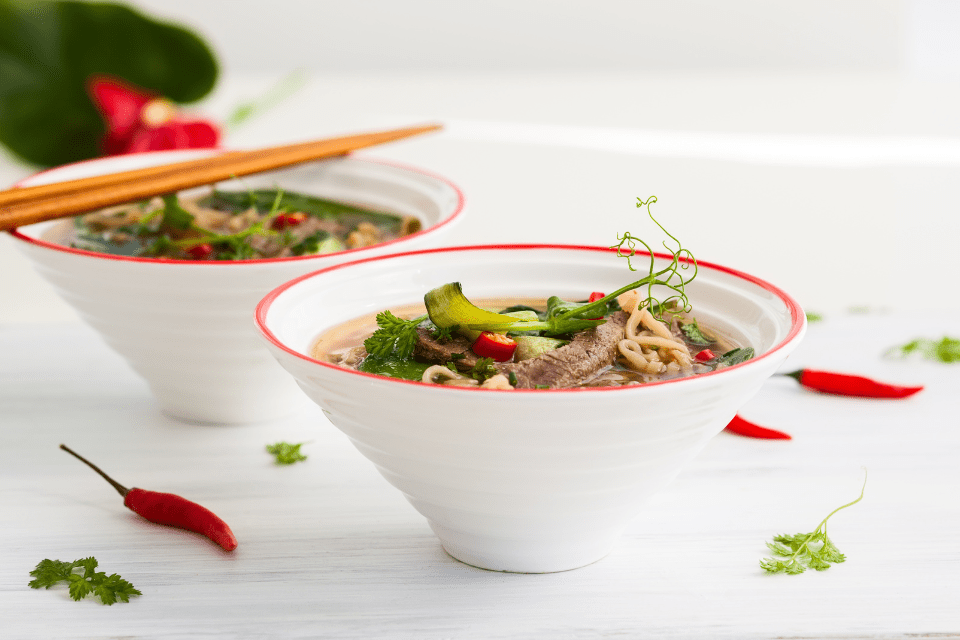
<box><xmin>0</xmin><ymin>123</ymin><xmax>441</xmax><ymax>232</ymax></box>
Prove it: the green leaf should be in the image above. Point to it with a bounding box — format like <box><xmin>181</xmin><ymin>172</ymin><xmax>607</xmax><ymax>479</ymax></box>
<box><xmin>160</xmin><ymin>194</ymin><xmax>195</xmax><ymax>231</ymax></box>
<box><xmin>29</xmin><ymin>557</ymin><xmax>140</xmax><ymax>604</ymax></box>
<box><xmin>363</xmin><ymin>312</ymin><xmax>429</xmax><ymax>359</ymax></box>
<box><xmin>265</xmin><ymin>441</ymin><xmax>308</xmax><ymax>465</ymax></box>
<box><xmin>0</xmin><ymin>0</ymin><xmax>218</xmax><ymax>166</ymax></box>
<box><xmin>716</xmin><ymin>347</ymin><xmax>755</xmax><ymax>367</ymax></box>
<box><xmin>680</xmin><ymin>319</ymin><xmax>713</xmax><ymax>345</ymax></box>
<box><xmin>887</xmin><ymin>336</ymin><xmax>960</xmax><ymax>363</ymax></box>
<box><xmin>470</xmin><ymin>357</ymin><xmax>498</xmax><ymax>383</ymax></box>
<box><xmin>358</xmin><ymin>353</ymin><xmax>433</xmax><ymax>381</ymax></box>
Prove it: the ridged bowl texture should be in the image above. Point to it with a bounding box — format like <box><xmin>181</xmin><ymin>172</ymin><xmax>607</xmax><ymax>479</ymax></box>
<box><xmin>256</xmin><ymin>245</ymin><xmax>805</xmax><ymax>572</ymax></box>
<box><xmin>11</xmin><ymin>151</ymin><xmax>464</xmax><ymax>423</ymax></box>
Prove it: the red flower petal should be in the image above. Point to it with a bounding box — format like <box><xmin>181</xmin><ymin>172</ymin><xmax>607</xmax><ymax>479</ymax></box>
<box><xmin>87</xmin><ymin>75</ymin><xmax>155</xmax><ymax>138</ymax></box>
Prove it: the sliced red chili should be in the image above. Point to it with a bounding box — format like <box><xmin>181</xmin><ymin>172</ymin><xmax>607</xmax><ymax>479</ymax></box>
<box><xmin>473</xmin><ymin>332</ymin><xmax>517</xmax><ymax>362</ymax></box>
<box><xmin>588</xmin><ymin>292</ymin><xmax>605</xmax><ymax>303</ymax></box>
<box><xmin>60</xmin><ymin>445</ymin><xmax>237</xmax><ymax>551</ymax></box>
<box><xmin>695</xmin><ymin>349</ymin><xmax>715</xmax><ymax>362</ymax></box>
<box><xmin>271</xmin><ymin>212</ymin><xmax>308</xmax><ymax>230</ymax></box>
<box><xmin>724</xmin><ymin>414</ymin><xmax>792</xmax><ymax>440</ymax></box>
<box><xmin>186</xmin><ymin>243</ymin><xmax>213</xmax><ymax>260</ymax></box>
<box><xmin>784</xmin><ymin>369</ymin><xmax>923</xmax><ymax>399</ymax></box>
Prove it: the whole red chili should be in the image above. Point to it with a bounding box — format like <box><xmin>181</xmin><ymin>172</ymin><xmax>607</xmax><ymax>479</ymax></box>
<box><xmin>783</xmin><ymin>369</ymin><xmax>923</xmax><ymax>399</ymax></box>
<box><xmin>60</xmin><ymin>444</ymin><xmax>237</xmax><ymax>551</ymax></box>
<box><xmin>724</xmin><ymin>414</ymin><xmax>792</xmax><ymax>440</ymax></box>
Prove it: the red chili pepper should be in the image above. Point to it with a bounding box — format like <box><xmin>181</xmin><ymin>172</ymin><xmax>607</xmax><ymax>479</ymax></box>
<box><xmin>724</xmin><ymin>414</ymin><xmax>792</xmax><ymax>440</ymax></box>
<box><xmin>60</xmin><ymin>445</ymin><xmax>237</xmax><ymax>551</ymax></box>
<box><xmin>473</xmin><ymin>332</ymin><xmax>517</xmax><ymax>361</ymax></box>
<box><xmin>695</xmin><ymin>349</ymin><xmax>715</xmax><ymax>362</ymax></box>
<box><xmin>186</xmin><ymin>243</ymin><xmax>214</xmax><ymax>260</ymax></box>
<box><xmin>271</xmin><ymin>212</ymin><xmax>308</xmax><ymax>230</ymax></box>
<box><xmin>783</xmin><ymin>369</ymin><xmax>923</xmax><ymax>399</ymax></box>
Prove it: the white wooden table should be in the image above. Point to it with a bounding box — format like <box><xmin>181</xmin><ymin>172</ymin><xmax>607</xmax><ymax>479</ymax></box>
<box><xmin>2</xmin><ymin>314</ymin><xmax>959</xmax><ymax>639</ymax></box>
<box><xmin>2</xmin><ymin>73</ymin><xmax>960</xmax><ymax>639</ymax></box>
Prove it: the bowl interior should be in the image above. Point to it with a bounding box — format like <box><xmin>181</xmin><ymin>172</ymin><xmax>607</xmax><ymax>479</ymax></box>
<box><xmin>260</xmin><ymin>244</ymin><xmax>803</xmax><ymax>383</ymax></box>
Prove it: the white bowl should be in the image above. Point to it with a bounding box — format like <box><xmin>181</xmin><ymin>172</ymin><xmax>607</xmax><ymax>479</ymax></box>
<box><xmin>255</xmin><ymin>245</ymin><xmax>805</xmax><ymax>572</ymax></box>
<box><xmin>10</xmin><ymin>150</ymin><xmax>464</xmax><ymax>424</ymax></box>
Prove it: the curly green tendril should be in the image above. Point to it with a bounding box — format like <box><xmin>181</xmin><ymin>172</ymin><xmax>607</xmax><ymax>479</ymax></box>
<box><xmin>610</xmin><ymin>196</ymin><xmax>697</xmax><ymax>319</ymax></box>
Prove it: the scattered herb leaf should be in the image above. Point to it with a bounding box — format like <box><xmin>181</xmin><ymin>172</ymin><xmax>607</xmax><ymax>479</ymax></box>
<box><xmin>887</xmin><ymin>336</ymin><xmax>960</xmax><ymax>363</ymax></box>
<box><xmin>805</xmin><ymin>312</ymin><xmax>824</xmax><ymax>323</ymax></box>
<box><xmin>265</xmin><ymin>442</ymin><xmax>308</xmax><ymax>465</ymax></box>
<box><xmin>29</xmin><ymin>557</ymin><xmax>141</xmax><ymax>605</ymax></box>
<box><xmin>761</xmin><ymin>472</ymin><xmax>866</xmax><ymax>575</ymax></box>
<box><xmin>431</xmin><ymin>325</ymin><xmax>458</xmax><ymax>342</ymax></box>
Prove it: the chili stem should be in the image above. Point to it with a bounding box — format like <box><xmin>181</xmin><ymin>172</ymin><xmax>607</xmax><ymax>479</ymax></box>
<box><xmin>60</xmin><ymin>444</ymin><xmax>130</xmax><ymax>497</ymax></box>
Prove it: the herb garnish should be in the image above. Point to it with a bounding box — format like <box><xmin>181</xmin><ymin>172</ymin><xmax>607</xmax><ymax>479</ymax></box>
<box><xmin>364</xmin><ymin>312</ymin><xmax>429</xmax><ymax>359</ymax></box>
<box><xmin>887</xmin><ymin>336</ymin><xmax>960</xmax><ymax>363</ymax></box>
<box><xmin>470</xmin><ymin>358</ymin><xmax>499</xmax><ymax>383</ymax></box>
<box><xmin>680</xmin><ymin>319</ymin><xmax>713</xmax><ymax>345</ymax></box>
<box><xmin>716</xmin><ymin>347</ymin><xmax>754</xmax><ymax>367</ymax></box>
<box><xmin>761</xmin><ymin>473</ymin><xmax>866</xmax><ymax>575</ymax></box>
<box><xmin>266</xmin><ymin>441</ymin><xmax>308</xmax><ymax>465</ymax></box>
<box><xmin>29</xmin><ymin>557</ymin><xmax>141</xmax><ymax>605</ymax></box>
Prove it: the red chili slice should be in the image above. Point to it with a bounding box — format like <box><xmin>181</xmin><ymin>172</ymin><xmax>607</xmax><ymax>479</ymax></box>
<box><xmin>473</xmin><ymin>332</ymin><xmax>517</xmax><ymax>362</ymax></box>
<box><xmin>186</xmin><ymin>243</ymin><xmax>213</xmax><ymax>260</ymax></box>
<box><xmin>588</xmin><ymin>292</ymin><xmax>605</xmax><ymax>303</ymax></box>
<box><xmin>271</xmin><ymin>212</ymin><xmax>308</xmax><ymax>230</ymax></box>
<box><xmin>695</xmin><ymin>349</ymin><xmax>715</xmax><ymax>362</ymax></box>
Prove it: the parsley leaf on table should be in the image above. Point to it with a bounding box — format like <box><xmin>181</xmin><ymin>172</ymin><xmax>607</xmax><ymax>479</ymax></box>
<box><xmin>888</xmin><ymin>336</ymin><xmax>960</xmax><ymax>363</ymax></box>
<box><xmin>761</xmin><ymin>472</ymin><xmax>866</xmax><ymax>575</ymax></box>
<box><xmin>266</xmin><ymin>441</ymin><xmax>308</xmax><ymax>465</ymax></box>
<box><xmin>29</xmin><ymin>557</ymin><xmax>141</xmax><ymax>605</ymax></box>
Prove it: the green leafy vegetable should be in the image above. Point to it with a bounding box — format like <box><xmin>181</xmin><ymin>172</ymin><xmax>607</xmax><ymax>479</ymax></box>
<box><xmin>357</xmin><ymin>353</ymin><xmax>433</xmax><ymax>381</ymax></box>
<box><xmin>29</xmin><ymin>557</ymin><xmax>141</xmax><ymax>605</ymax></box>
<box><xmin>364</xmin><ymin>312</ymin><xmax>429</xmax><ymax>359</ymax></box>
<box><xmin>680</xmin><ymin>319</ymin><xmax>713</xmax><ymax>345</ymax></box>
<box><xmin>431</xmin><ymin>324</ymin><xmax>458</xmax><ymax>342</ymax></box>
<box><xmin>265</xmin><ymin>442</ymin><xmax>308</xmax><ymax>465</ymax></box>
<box><xmin>290</xmin><ymin>230</ymin><xmax>343</xmax><ymax>256</ymax></box>
<box><xmin>761</xmin><ymin>473</ymin><xmax>866</xmax><ymax>575</ymax></box>
<box><xmin>887</xmin><ymin>336</ymin><xmax>960</xmax><ymax>363</ymax></box>
<box><xmin>716</xmin><ymin>347</ymin><xmax>755</xmax><ymax>367</ymax></box>
<box><xmin>0</xmin><ymin>0</ymin><xmax>218</xmax><ymax>166</ymax></box>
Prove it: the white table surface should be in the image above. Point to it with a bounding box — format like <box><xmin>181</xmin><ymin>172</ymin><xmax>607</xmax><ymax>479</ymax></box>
<box><xmin>2</xmin><ymin>72</ymin><xmax>960</xmax><ymax>638</ymax></box>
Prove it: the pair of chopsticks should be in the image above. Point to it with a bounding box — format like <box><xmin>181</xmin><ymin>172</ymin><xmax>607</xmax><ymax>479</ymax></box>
<box><xmin>0</xmin><ymin>123</ymin><xmax>442</xmax><ymax>233</ymax></box>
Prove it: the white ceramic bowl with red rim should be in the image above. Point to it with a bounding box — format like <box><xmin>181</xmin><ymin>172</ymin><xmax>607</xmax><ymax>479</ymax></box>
<box><xmin>9</xmin><ymin>150</ymin><xmax>464</xmax><ymax>424</ymax></box>
<box><xmin>255</xmin><ymin>244</ymin><xmax>806</xmax><ymax>572</ymax></box>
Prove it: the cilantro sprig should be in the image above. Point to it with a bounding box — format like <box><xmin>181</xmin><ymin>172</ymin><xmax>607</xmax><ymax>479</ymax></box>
<box><xmin>761</xmin><ymin>473</ymin><xmax>866</xmax><ymax>575</ymax></box>
<box><xmin>887</xmin><ymin>336</ymin><xmax>960</xmax><ymax>363</ymax></box>
<box><xmin>266</xmin><ymin>441</ymin><xmax>308</xmax><ymax>465</ymax></box>
<box><xmin>364</xmin><ymin>312</ymin><xmax>429</xmax><ymax>359</ymax></box>
<box><xmin>29</xmin><ymin>557</ymin><xmax>141</xmax><ymax>605</ymax></box>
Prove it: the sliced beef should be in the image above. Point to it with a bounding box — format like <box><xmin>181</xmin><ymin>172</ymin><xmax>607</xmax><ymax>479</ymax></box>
<box><xmin>413</xmin><ymin>328</ymin><xmax>480</xmax><ymax>371</ymax></box>
<box><xmin>496</xmin><ymin>311</ymin><xmax>628</xmax><ymax>389</ymax></box>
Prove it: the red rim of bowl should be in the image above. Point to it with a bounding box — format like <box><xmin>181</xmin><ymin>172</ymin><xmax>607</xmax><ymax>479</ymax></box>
<box><xmin>7</xmin><ymin>150</ymin><xmax>465</xmax><ymax>265</ymax></box>
<box><xmin>255</xmin><ymin>243</ymin><xmax>806</xmax><ymax>394</ymax></box>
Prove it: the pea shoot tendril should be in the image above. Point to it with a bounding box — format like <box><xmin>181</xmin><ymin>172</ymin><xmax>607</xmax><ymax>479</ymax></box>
<box><xmin>610</xmin><ymin>196</ymin><xmax>697</xmax><ymax>320</ymax></box>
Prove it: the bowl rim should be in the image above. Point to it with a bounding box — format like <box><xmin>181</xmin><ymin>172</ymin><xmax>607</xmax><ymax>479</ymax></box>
<box><xmin>6</xmin><ymin>150</ymin><xmax>465</xmax><ymax>266</ymax></box>
<box><xmin>255</xmin><ymin>243</ymin><xmax>806</xmax><ymax>394</ymax></box>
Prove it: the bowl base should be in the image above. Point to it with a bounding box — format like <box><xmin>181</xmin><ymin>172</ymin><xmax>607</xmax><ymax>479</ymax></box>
<box><xmin>429</xmin><ymin>520</ymin><xmax>621</xmax><ymax>573</ymax></box>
